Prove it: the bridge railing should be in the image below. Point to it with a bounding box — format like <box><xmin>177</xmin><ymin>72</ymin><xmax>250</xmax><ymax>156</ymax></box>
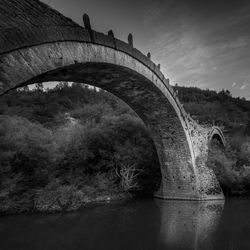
<box><xmin>80</xmin><ymin>14</ymin><xmax>192</xmax><ymax>127</ymax></box>
<box><xmin>0</xmin><ymin>2</ymin><xmax>194</xmax><ymax>131</ymax></box>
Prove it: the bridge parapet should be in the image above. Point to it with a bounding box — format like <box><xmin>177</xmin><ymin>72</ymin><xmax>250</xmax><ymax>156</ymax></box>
<box><xmin>0</xmin><ymin>2</ymin><xmax>186</xmax><ymax>120</ymax></box>
<box><xmin>0</xmin><ymin>1</ymin><xmax>191</xmax><ymax>128</ymax></box>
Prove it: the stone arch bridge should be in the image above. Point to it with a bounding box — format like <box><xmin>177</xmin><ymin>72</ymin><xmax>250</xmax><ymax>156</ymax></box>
<box><xmin>0</xmin><ymin>0</ymin><xmax>225</xmax><ymax>200</ymax></box>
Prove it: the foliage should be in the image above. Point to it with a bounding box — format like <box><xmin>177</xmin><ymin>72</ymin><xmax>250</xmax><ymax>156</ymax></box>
<box><xmin>208</xmin><ymin>136</ymin><xmax>250</xmax><ymax>195</ymax></box>
<box><xmin>1</xmin><ymin>82</ymin><xmax>250</xmax><ymax>214</ymax></box>
<box><xmin>0</xmin><ymin>115</ymin><xmax>55</xmax><ymax>190</ymax></box>
<box><xmin>174</xmin><ymin>85</ymin><xmax>250</xmax><ymax>131</ymax></box>
<box><xmin>0</xmin><ymin>83</ymin><xmax>161</xmax><ymax>213</ymax></box>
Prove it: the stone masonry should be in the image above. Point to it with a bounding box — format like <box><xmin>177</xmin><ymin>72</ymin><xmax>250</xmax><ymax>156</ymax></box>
<box><xmin>0</xmin><ymin>0</ymin><xmax>225</xmax><ymax>200</ymax></box>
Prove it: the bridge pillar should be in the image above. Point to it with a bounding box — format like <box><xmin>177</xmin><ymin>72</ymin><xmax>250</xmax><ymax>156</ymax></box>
<box><xmin>153</xmin><ymin>118</ymin><xmax>224</xmax><ymax>201</ymax></box>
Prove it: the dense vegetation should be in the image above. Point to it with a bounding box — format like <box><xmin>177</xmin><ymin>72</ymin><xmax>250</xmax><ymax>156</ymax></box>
<box><xmin>175</xmin><ymin>85</ymin><xmax>250</xmax><ymax>195</ymax></box>
<box><xmin>0</xmin><ymin>83</ymin><xmax>160</xmax><ymax>213</ymax></box>
<box><xmin>1</xmin><ymin>82</ymin><xmax>250</xmax><ymax>213</ymax></box>
<box><xmin>174</xmin><ymin>85</ymin><xmax>250</xmax><ymax>132</ymax></box>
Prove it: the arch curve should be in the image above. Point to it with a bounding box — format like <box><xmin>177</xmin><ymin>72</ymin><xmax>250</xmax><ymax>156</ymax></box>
<box><xmin>208</xmin><ymin>126</ymin><xmax>226</xmax><ymax>147</ymax></box>
<box><xmin>0</xmin><ymin>0</ymin><xmax>224</xmax><ymax>200</ymax></box>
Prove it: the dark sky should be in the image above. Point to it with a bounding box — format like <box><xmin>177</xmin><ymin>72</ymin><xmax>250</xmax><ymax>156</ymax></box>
<box><xmin>41</xmin><ymin>0</ymin><xmax>250</xmax><ymax>98</ymax></box>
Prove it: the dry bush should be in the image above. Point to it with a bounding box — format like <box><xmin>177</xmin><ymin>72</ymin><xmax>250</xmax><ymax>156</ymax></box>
<box><xmin>115</xmin><ymin>163</ymin><xmax>144</xmax><ymax>191</ymax></box>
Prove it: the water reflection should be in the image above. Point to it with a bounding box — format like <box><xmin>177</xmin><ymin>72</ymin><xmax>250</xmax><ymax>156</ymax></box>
<box><xmin>156</xmin><ymin>199</ymin><xmax>224</xmax><ymax>250</ymax></box>
<box><xmin>213</xmin><ymin>198</ymin><xmax>250</xmax><ymax>250</ymax></box>
<box><xmin>2</xmin><ymin>197</ymin><xmax>250</xmax><ymax>250</ymax></box>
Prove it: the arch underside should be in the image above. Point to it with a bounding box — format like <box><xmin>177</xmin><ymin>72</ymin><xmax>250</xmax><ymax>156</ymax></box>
<box><xmin>209</xmin><ymin>128</ymin><xmax>226</xmax><ymax>147</ymax></box>
<box><xmin>0</xmin><ymin>41</ymin><xmax>224</xmax><ymax>200</ymax></box>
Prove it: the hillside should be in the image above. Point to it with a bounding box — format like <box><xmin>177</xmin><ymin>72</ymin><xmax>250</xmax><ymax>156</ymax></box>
<box><xmin>1</xmin><ymin>83</ymin><xmax>250</xmax><ymax>133</ymax></box>
<box><xmin>174</xmin><ymin>85</ymin><xmax>250</xmax><ymax>133</ymax></box>
<box><xmin>1</xmin><ymin>82</ymin><xmax>250</xmax><ymax>214</ymax></box>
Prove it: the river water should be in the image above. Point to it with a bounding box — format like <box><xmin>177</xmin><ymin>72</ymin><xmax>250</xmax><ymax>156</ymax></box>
<box><xmin>0</xmin><ymin>197</ymin><xmax>250</xmax><ymax>250</ymax></box>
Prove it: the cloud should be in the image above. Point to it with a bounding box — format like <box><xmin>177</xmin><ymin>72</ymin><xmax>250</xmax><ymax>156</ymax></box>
<box><xmin>143</xmin><ymin>19</ymin><xmax>250</xmax><ymax>91</ymax></box>
<box><xmin>143</xmin><ymin>30</ymin><xmax>216</xmax><ymax>88</ymax></box>
<box><xmin>143</xmin><ymin>0</ymin><xmax>177</xmax><ymax>25</ymax></box>
<box><xmin>140</xmin><ymin>0</ymin><xmax>250</xmax><ymax>95</ymax></box>
<box><xmin>240</xmin><ymin>84</ymin><xmax>248</xmax><ymax>90</ymax></box>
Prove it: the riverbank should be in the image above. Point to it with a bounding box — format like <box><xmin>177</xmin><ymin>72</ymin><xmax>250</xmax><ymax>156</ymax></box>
<box><xmin>2</xmin><ymin>184</ymin><xmax>250</xmax><ymax>216</ymax></box>
<box><xmin>0</xmin><ymin>187</ymin><xmax>134</xmax><ymax>216</ymax></box>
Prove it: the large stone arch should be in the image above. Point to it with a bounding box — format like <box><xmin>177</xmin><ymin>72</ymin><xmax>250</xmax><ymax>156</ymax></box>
<box><xmin>0</xmin><ymin>0</ymin><xmax>224</xmax><ymax>200</ymax></box>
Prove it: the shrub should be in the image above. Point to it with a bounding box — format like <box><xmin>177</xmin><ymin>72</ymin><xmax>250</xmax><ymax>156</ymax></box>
<box><xmin>208</xmin><ymin>136</ymin><xmax>250</xmax><ymax>195</ymax></box>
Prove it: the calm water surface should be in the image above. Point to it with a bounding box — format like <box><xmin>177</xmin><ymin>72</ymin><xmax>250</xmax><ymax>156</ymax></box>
<box><xmin>0</xmin><ymin>197</ymin><xmax>250</xmax><ymax>250</ymax></box>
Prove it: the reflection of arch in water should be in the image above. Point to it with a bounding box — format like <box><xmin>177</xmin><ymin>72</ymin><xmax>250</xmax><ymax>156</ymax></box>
<box><xmin>155</xmin><ymin>199</ymin><xmax>224</xmax><ymax>250</ymax></box>
<box><xmin>208</xmin><ymin>126</ymin><xmax>226</xmax><ymax>147</ymax></box>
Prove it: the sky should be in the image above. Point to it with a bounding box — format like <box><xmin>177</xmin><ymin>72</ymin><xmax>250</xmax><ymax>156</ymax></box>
<box><xmin>41</xmin><ymin>0</ymin><xmax>250</xmax><ymax>99</ymax></box>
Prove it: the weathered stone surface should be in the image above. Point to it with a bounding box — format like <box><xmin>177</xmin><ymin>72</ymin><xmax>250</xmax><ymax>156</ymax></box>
<box><xmin>0</xmin><ymin>0</ymin><xmax>225</xmax><ymax>200</ymax></box>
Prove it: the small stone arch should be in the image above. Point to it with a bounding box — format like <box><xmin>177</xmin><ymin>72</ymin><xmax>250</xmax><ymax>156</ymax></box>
<box><xmin>208</xmin><ymin>126</ymin><xmax>226</xmax><ymax>147</ymax></box>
